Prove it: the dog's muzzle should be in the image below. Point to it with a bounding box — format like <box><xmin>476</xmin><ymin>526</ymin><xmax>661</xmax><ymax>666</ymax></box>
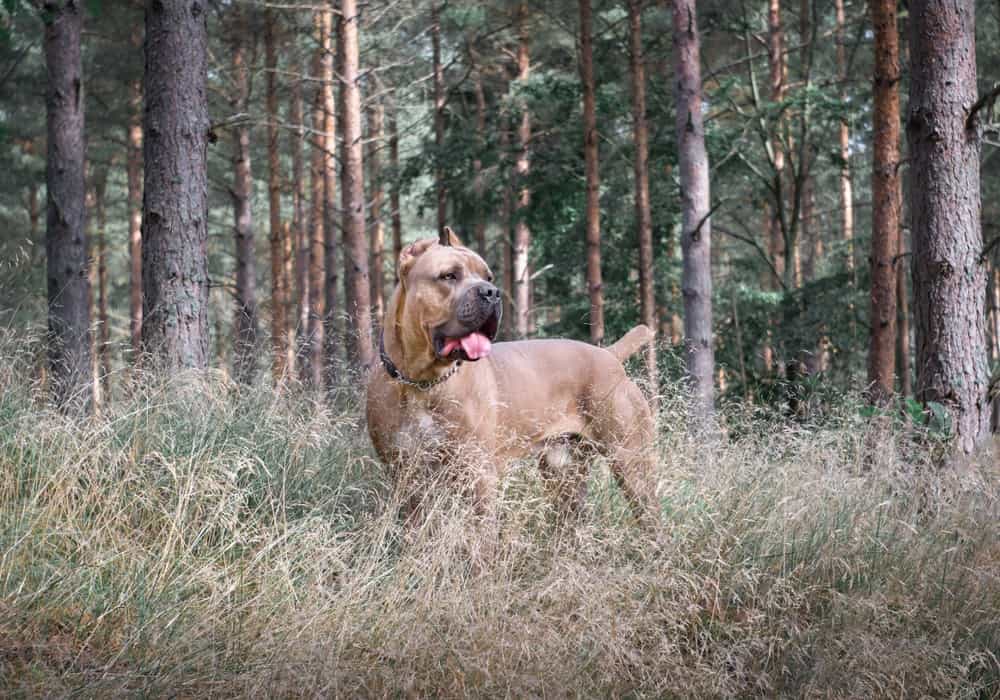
<box><xmin>434</xmin><ymin>282</ymin><xmax>502</xmax><ymax>361</ymax></box>
<box><xmin>457</xmin><ymin>283</ymin><xmax>502</xmax><ymax>329</ymax></box>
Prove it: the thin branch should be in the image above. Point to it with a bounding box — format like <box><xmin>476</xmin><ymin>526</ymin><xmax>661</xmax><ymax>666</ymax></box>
<box><xmin>714</xmin><ymin>223</ymin><xmax>788</xmax><ymax>291</ymax></box>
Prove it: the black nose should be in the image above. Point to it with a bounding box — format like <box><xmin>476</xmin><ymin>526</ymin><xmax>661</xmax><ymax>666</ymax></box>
<box><xmin>476</xmin><ymin>283</ymin><xmax>500</xmax><ymax>303</ymax></box>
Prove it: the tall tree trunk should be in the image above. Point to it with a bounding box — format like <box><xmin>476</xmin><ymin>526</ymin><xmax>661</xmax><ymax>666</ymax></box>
<box><xmin>907</xmin><ymin>0</ymin><xmax>990</xmax><ymax>455</ymax></box>
<box><xmin>291</xmin><ymin>55</ymin><xmax>309</xmax><ymax>378</ymax></box>
<box><xmin>142</xmin><ymin>0</ymin><xmax>210</xmax><ymax>372</ymax></box>
<box><xmin>127</xmin><ymin>24</ymin><xmax>143</xmax><ymax>362</ymax></box>
<box><xmin>44</xmin><ymin>0</ymin><xmax>91</xmax><ymax>410</ymax></box>
<box><xmin>322</xmin><ymin>7</ymin><xmax>339</xmax><ymax>389</ymax></box>
<box><xmin>499</xmin><ymin>107</ymin><xmax>514</xmax><ymax>338</ymax></box>
<box><xmin>431</xmin><ymin>3</ymin><xmax>447</xmax><ymax>235</ymax></box>
<box><xmin>835</xmin><ymin>0</ymin><xmax>855</xmax><ymax>279</ymax></box>
<box><xmin>867</xmin><ymin>0</ymin><xmax>901</xmax><ymax>405</ymax></box>
<box><xmin>672</xmin><ymin>0</ymin><xmax>714</xmax><ymax>427</ymax></box>
<box><xmin>389</xmin><ymin>97</ymin><xmax>402</xmax><ymax>280</ymax></box>
<box><xmin>512</xmin><ymin>3</ymin><xmax>532</xmax><ymax>338</ymax></box>
<box><xmin>265</xmin><ymin>11</ymin><xmax>290</xmax><ymax>382</ymax></box>
<box><xmin>766</xmin><ymin>0</ymin><xmax>787</xmax><ymax>285</ymax></box>
<box><xmin>94</xmin><ymin>170</ymin><xmax>110</xmax><ymax>401</ymax></box>
<box><xmin>368</xmin><ymin>99</ymin><xmax>386</xmax><ymax>327</ymax></box>
<box><xmin>304</xmin><ymin>12</ymin><xmax>326</xmax><ymax>388</ymax></box>
<box><xmin>579</xmin><ymin>0</ymin><xmax>604</xmax><ymax>346</ymax></box>
<box><xmin>627</xmin><ymin>0</ymin><xmax>657</xmax><ymax>392</ymax></box>
<box><xmin>230</xmin><ymin>11</ymin><xmax>258</xmax><ymax>386</ymax></box>
<box><xmin>339</xmin><ymin>0</ymin><xmax>374</xmax><ymax>368</ymax></box>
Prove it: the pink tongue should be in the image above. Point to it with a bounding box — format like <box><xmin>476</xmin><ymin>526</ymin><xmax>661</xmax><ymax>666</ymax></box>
<box><xmin>441</xmin><ymin>332</ymin><xmax>492</xmax><ymax>360</ymax></box>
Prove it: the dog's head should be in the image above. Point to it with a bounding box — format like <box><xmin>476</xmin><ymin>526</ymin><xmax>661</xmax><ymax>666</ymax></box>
<box><xmin>392</xmin><ymin>227</ymin><xmax>501</xmax><ymax>364</ymax></box>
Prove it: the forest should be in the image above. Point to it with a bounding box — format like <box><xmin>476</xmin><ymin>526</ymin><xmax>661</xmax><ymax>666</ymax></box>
<box><xmin>1</xmin><ymin>0</ymin><xmax>999</xmax><ymax>696</ymax></box>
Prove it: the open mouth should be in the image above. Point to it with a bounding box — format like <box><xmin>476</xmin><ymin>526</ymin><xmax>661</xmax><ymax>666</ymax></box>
<box><xmin>434</xmin><ymin>308</ymin><xmax>500</xmax><ymax>362</ymax></box>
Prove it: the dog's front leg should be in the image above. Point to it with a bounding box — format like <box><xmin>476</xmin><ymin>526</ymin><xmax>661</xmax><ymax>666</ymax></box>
<box><xmin>468</xmin><ymin>464</ymin><xmax>500</xmax><ymax>567</ymax></box>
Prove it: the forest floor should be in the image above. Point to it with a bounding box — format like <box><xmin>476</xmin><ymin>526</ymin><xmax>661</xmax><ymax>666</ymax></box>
<box><xmin>1</xmin><ymin>332</ymin><xmax>998</xmax><ymax>698</ymax></box>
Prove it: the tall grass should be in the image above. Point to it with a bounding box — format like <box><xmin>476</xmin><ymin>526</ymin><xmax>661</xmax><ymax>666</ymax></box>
<box><xmin>1</xmin><ymin>329</ymin><xmax>998</xmax><ymax>697</ymax></box>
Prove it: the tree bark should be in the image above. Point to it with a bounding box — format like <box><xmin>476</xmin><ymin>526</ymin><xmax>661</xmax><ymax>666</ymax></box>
<box><xmin>766</xmin><ymin>0</ymin><xmax>787</xmax><ymax>286</ymax></box>
<box><xmin>499</xmin><ymin>106</ymin><xmax>514</xmax><ymax>339</ymax></box>
<box><xmin>304</xmin><ymin>12</ymin><xmax>326</xmax><ymax>388</ymax></box>
<box><xmin>142</xmin><ymin>0</ymin><xmax>210</xmax><ymax>372</ymax></box>
<box><xmin>368</xmin><ymin>99</ymin><xmax>386</xmax><ymax>327</ymax></box>
<box><xmin>579</xmin><ymin>0</ymin><xmax>604</xmax><ymax>347</ymax></box>
<box><xmin>265</xmin><ymin>10</ymin><xmax>290</xmax><ymax>383</ymax></box>
<box><xmin>230</xmin><ymin>10</ymin><xmax>258</xmax><ymax>386</ymax></box>
<box><xmin>627</xmin><ymin>0</ymin><xmax>657</xmax><ymax>392</ymax></box>
<box><xmin>291</xmin><ymin>55</ymin><xmax>309</xmax><ymax>379</ymax></box>
<box><xmin>907</xmin><ymin>0</ymin><xmax>990</xmax><ymax>454</ymax></box>
<box><xmin>835</xmin><ymin>0</ymin><xmax>855</xmax><ymax>278</ymax></box>
<box><xmin>867</xmin><ymin>0</ymin><xmax>901</xmax><ymax>405</ymax></box>
<box><xmin>431</xmin><ymin>3</ymin><xmax>447</xmax><ymax>236</ymax></box>
<box><xmin>389</xmin><ymin>97</ymin><xmax>402</xmax><ymax>280</ymax></box>
<box><xmin>322</xmin><ymin>7</ymin><xmax>339</xmax><ymax>389</ymax></box>
<box><xmin>512</xmin><ymin>3</ymin><xmax>532</xmax><ymax>339</ymax></box>
<box><xmin>127</xmin><ymin>25</ymin><xmax>143</xmax><ymax>362</ymax></box>
<box><xmin>672</xmin><ymin>0</ymin><xmax>714</xmax><ymax>427</ymax></box>
<box><xmin>44</xmin><ymin>0</ymin><xmax>91</xmax><ymax>410</ymax></box>
<box><xmin>339</xmin><ymin>0</ymin><xmax>374</xmax><ymax>368</ymax></box>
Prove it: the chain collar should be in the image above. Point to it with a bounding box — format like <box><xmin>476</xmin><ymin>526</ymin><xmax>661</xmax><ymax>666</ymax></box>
<box><xmin>380</xmin><ymin>332</ymin><xmax>463</xmax><ymax>391</ymax></box>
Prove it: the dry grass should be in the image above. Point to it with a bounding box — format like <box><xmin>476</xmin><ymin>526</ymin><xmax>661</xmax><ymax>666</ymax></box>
<box><xmin>1</xmin><ymin>330</ymin><xmax>998</xmax><ymax>698</ymax></box>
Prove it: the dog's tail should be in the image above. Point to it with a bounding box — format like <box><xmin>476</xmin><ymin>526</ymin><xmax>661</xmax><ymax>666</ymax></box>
<box><xmin>606</xmin><ymin>324</ymin><xmax>654</xmax><ymax>363</ymax></box>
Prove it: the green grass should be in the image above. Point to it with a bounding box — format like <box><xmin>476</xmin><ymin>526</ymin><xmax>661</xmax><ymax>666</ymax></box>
<box><xmin>1</xmin><ymin>331</ymin><xmax>998</xmax><ymax>698</ymax></box>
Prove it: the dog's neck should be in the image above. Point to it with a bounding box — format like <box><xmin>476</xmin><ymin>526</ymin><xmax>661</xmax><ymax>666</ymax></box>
<box><xmin>382</xmin><ymin>285</ymin><xmax>458</xmax><ymax>385</ymax></box>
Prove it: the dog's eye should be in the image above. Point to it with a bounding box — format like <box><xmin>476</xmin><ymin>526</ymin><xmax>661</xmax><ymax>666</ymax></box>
<box><xmin>439</xmin><ymin>272</ymin><xmax>457</xmax><ymax>282</ymax></box>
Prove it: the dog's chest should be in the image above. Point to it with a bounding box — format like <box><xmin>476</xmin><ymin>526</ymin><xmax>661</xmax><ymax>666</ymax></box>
<box><xmin>394</xmin><ymin>405</ymin><xmax>451</xmax><ymax>459</ymax></box>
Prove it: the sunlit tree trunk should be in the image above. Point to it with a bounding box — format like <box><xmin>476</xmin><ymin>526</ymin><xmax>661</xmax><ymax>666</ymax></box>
<box><xmin>907</xmin><ymin>0</ymin><xmax>990</xmax><ymax>455</ymax></box>
<box><xmin>673</xmin><ymin>0</ymin><xmax>714</xmax><ymax>427</ymax></box>
<box><xmin>43</xmin><ymin>0</ymin><xmax>91</xmax><ymax>410</ymax></box>
<box><xmin>142</xmin><ymin>0</ymin><xmax>210</xmax><ymax>372</ymax></box>
<box><xmin>230</xmin><ymin>8</ymin><xmax>258</xmax><ymax>386</ymax></box>
<box><xmin>835</xmin><ymin>0</ymin><xmax>855</xmax><ymax>278</ymax></box>
<box><xmin>339</xmin><ymin>0</ymin><xmax>374</xmax><ymax>368</ymax></box>
<box><xmin>322</xmin><ymin>8</ymin><xmax>339</xmax><ymax>389</ymax></box>
<box><xmin>579</xmin><ymin>0</ymin><xmax>604</xmax><ymax>346</ymax></box>
<box><xmin>265</xmin><ymin>10</ymin><xmax>290</xmax><ymax>383</ymax></box>
<box><xmin>368</xmin><ymin>99</ymin><xmax>386</xmax><ymax>328</ymax></box>
<box><xmin>627</xmin><ymin>0</ymin><xmax>657</xmax><ymax>393</ymax></box>
<box><xmin>867</xmin><ymin>0</ymin><xmax>901</xmax><ymax>405</ymax></box>
<box><xmin>766</xmin><ymin>0</ymin><xmax>787</xmax><ymax>285</ymax></box>
<box><xmin>512</xmin><ymin>3</ymin><xmax>532</xmax><ymax>338</ymax></box>
<box><xmin>499</xmin><ymin>107</ymin><xmax>514</xmax><ymax>339</ymax></box>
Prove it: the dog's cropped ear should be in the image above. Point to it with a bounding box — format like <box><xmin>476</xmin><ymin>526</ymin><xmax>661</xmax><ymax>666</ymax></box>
<box><xmin>439</xmin><ymin>226</ymin><xmax>463</xmax><ymax>247</ymax></box>
<box><xmin>398</xmin><ymin>238</ymin><xmax>438</xmax><ymax>284</ymax></box>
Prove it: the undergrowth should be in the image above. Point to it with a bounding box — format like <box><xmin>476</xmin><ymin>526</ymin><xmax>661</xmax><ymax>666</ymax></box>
<box><xmin>1</xmin><ymin>329</ymin><xmax>998</xmax><ymax>698</ymax></box>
